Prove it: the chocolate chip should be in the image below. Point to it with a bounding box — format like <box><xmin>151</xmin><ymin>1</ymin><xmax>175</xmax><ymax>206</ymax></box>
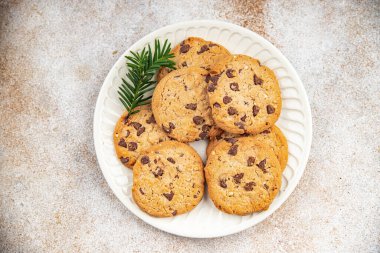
<box><xmin>181</xmin><ymin>61</ymin><xmax>187</xmax><ymax>67</ymax></box>
<box><xmin>193</xmin><ymin>195</ymin><xmax>198</xmax><ymax>198</ymax></box>
<box><xmin>136</xmin><ymin>126</ymin><xmax>145</xmax><ymax>136</ymax></box>
<box><xmin>139</xmin><ymin>188</ymin><xmax>145</xmax><ymax>195</ymax></box>
<box><xmin>125</xmin><ymin>130</ymin><xmax>130</xmax><ymax>138</ymax></box>
<box><xmin>174</xmin><ymin>174</ymin><xmax>179</xmax><ymax>179</ymax></box>
<box><xmin>153</xmin><ymin>167</ymin><xmax>164</xmax><ymax>177</ymax></box>
<box><xmin>199</xmin><ymin>132</ymin><xmax>208</xmax><ymax>140</ymax></box>
<box><xmin>213</xmin><ymin>102</ymin><xmax>221</xmax><ymax>108</ymax></box>
<box><xmin>118</xmin><ymin>138</ymin><xmax>127</xmax><ymax>148</ymax></box>
<box><xmin>141</xmin><ymin>155</ymin><xmax>150</xmax><ymax>164</ymax></box>
<box><xmin>261</xmin><ymin>129</ymin><xmax>271</xmax><ymax>134</ymax></box>
<box><xmin>193</xmin><ymin>116</ymin><xmax>205</xmax><ymax>125</ymax></box>
<box><xmin>207</xmin><ymin>83</ymin><xmax>216</xmax><ymax>92</ymax></box>
<box><xmin>216</xmin><ymin>135</ymin><xmax>223</xmax><ymax>140</ymax></box>
<box><xmin>185</xmin><ymin>103</ymin><xmax>197</xmax><ymax>110</ymax></box>
<box><xmin>180</xmin><ymin>44</ymin><xmax>190</xmax><ymax>54</ymax></box>
<box><xmin>254</xmin><ymin>74</ymin><xmax>263</xmax><ymax>85</ymax></box>
<box><xmin>257</xmin><ymin>159</ymin><xmax>267</xmax><ymax>172</ymax></box>
<box><xmin>244</xmin><ymin>182</ymin><xmax>256</xmax><ymax>191</ymax></box>
<box><xmin>228</xmin><ymin>144</ymin><xmax>238</xmax><ymax>156</ymax></box>
<box><xmin>252</xmin><ymin>105</ymin><xmax>260</xmax><ymax>117</ymax></box>
<box><xmin>146</xmin><ymin>115</ymin><xmax>156</xmax><ymax>124</ymax></box>
<box><xmin>210</xmin><ymin>75</ymin><xmax>219</xmax><ymax>84</ymax></box>
<box><xmin>154</xmin><ymin>159</ymin><xmax>157</xmax><ymax>164</ymax></box>
<box><xmin>167</xmin><ymin>157</ymin><xmax>175</xmax><ymax>164</ymax></box>
<box><xmin>123</xmin><ymin>115</ymin><xmax>129</xmax><ymax>124</ymax></box>
<box><xmin>169</xmin><ymin>122</ymin><xmax>175</xmax><ymax>129</ymax></box>
<box><xmin>202</xmin><ymin>124</ymin><xmax>211</xmax><ymax>132</ymax></box>
<box><xmin>228</xmin><ymin>107</ymin><xmax>238</xmax><ymax>115</ymax></box>
<box><xmin>240</xmin><ymin>115</ymin><xmax>247</xmax><ymax>122</ymax></box>
<box><xmin>205</xmin><ymin>74</ymin><xmax>211</xmax><ymax>83</ymax></box>
<box><xmin>127</xmin><ymin>142</ymin><xmax>138</xmax><ymax>151</ymax></box>
<box><xmin>172</xmin><ymin>210</ymin><xmax>177</xmax><ymax>216</ymax></box>
<box><xmin>163</xmin><ymin>191</ymin><xmax>174</xmax><ymax>201</ymax></box>
<box><xmin>184</xmin><ymin>85</ymin><xmax>188</xmax><ymax>91</ymax></box>
<box><xmin>224</xmin><ymin>138</ymin><xmax>237</xmax><ymax>144</ymax></box>
<box><xmin>219</xmin><ymin>179</ymin><xmax>227</xmax><ymax>188</ymax></box>
<box><xmin>130</xmin><ymin>122</ymin><xmax>142</xmax><ymax>130</ymax></box>
<box><xmin>226</xmin><ymin>69</ymin><xmax>235</xmax><ymax>78</ymax></box>
<box><xmin>233</xmin><ymin>173</ymin><xmax>244</xmax><ymax>184</ymax></box>
<box><xmin>247</xmin><ymin>156</ymin><xmax>255</xmax><ymax>166</ymax></box>
<box><xmin>263</xmin><ymin>184</ymin><xmax>269</xmax><ymax>190</ymax></box>
<box><xmin>120</xmin><ymin>157</ymin><xmax>129</xmax><ymax>164</ymax></box>
<box><xmin>197</xmin><ymin>45</ymin><xmax>209</xmax><ymax>54</ymax></box>
<box><xmin>267</xmin><ymin>105</ymin><xmax>275</xmax><ymax>114</ymax></box>
<box><xmin>223</xmin><ymin>96</ymin><xmax>232</xmax><ymax>104</ymax></box>
<box><xmin>234</xmin><ymin>122</ymin><xmax>244</xmax><ymax>129</ymax></box>
<box><xmin>230</xmin><ymin>82</ymin><xmax>239</xmax><ymax>91</ymax></box>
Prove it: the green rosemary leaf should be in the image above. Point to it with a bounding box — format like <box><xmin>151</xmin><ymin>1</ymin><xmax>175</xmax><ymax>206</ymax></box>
<box><xmin>139</xmin><ymin>95</ymin><xmax>152</xmax><ymax>102</ymax></box>
<box><xmin>117</xmin><ymin>39</ymin><xmax>176</xmax><ymax>114</ymax></box>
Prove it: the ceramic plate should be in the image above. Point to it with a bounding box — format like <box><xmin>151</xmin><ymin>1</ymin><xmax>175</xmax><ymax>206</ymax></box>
<box><xmin>93</xmin><ymin>20</ymin><xmax>312</xmax><ymax>238</ymax></box>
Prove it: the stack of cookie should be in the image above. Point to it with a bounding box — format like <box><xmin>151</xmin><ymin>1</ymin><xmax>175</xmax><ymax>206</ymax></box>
<box><xmin>114</xmin><ymin>37</ymin><xmax>288</xmax><ymax>217</ymax></box>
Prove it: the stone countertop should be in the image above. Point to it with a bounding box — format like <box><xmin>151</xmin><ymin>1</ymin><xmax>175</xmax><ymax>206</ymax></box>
<box><xmin>0</xmin><ymin>1</ymin><xmax>379</xmax><ymax>252</ymax></box>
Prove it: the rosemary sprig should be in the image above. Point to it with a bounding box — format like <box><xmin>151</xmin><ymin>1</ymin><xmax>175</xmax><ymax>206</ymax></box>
<box><xmin>118</xmin><ymin>39</ymin><xmax>176</xmax><ymax>116</ymax></box>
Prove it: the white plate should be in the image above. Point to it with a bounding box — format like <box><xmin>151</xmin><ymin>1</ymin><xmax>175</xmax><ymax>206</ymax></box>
<box><xmin>93</xmin><ymin>20</ymin><xmax>312</xmax><ymax>238</ymax></box>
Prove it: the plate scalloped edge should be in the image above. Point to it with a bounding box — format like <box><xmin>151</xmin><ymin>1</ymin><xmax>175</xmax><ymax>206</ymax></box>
<box><xmin>93</xmin><ymin>20</ymin><xmax>312</xmax><ymax>238</ymax></box>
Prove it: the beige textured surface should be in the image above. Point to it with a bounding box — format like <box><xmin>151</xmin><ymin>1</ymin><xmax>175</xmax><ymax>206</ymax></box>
<box><xmin>0</xmin><ymin>0</ymin><xmax>379</xmax><ymax>252</ymax></box>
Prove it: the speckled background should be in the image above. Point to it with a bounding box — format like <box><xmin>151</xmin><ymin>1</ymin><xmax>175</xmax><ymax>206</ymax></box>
<box><xmin>0</xmin><ymin>0</ymin><xmax>379</xmax><ymax>252</ymax></box>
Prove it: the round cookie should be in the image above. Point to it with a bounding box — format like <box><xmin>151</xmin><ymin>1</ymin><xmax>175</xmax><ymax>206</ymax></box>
<box><xmin>207</xmin><ymin>54</ymin><xmax>282</xmax><ymax>134</ymax></box>
<box><xmin>113</xmin><ymin>105</ymin><xmax>170</xmax><ymax>169</ymax></box>
<box><xmin>152</xmin><ymin>67</ymin><xmax>218</xmax><ymax>142</ymax></box>
<box><xmin>205</xmin><ymin>137</ymin><xmax>282</xmax><ymax>215</ymax></box>
<box><xmin>157</xmin><ymin>37</ymin><xmax>231</xmax><ymax>81</ymax></box>
<box><xmin>206</xmin><ymin>126</ymin><xmax>288</xmax><ymax>171</ymax></box>
<box><xmin>132</xmin><ymin>141</ymin><xmax>205</xmax><ymax>217</ymax></box>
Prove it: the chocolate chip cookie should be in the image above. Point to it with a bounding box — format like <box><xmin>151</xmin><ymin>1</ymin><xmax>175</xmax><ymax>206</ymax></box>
<box><xmin>157</xmin><ymin>37</ymin><xmax>231</xmax><ymax>81</ymax></box>
<box><xmin>113</xmin><ymin>105</ymin><xmax>170</xmax><ymax>169</ymax></box>
<box><xmin>207</xmin><ymin>54</ymin><xmax>282</xmax><ymax>134</ymax></box>
<box><xmin>205</xmin><ymin>137</ymin><xmax>282</xmax><ymax>215</ymax></box>
<box><xmin>152</xmin><ymin>67</ymin><xmax>219</xmax><ymax>142</ymax></box>
<box><xmin>206</xmin><ymin>126</ymin><xmax>288</xmax><ymax>171</ymax></box>
<box><xmin>132</xmin><ymin>141</ymin><xmax>205</xmax><ymax>217</ymax></box>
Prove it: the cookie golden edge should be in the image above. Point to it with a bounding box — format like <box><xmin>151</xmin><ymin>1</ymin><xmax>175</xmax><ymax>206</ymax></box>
<box><xmin>206</xmin><ymin>126</ymin><xmax>288</xmax><ymax>171</ymax></box>
<box><xmin>157</xmin><ymin>37</ymin><xmax>231</xmax><ymax>81</ymax></box>
<box><xmin>272</xmin><ymin>125</ymin><xmax>288</xmax><ymax>172</ymax></box>
<box><xmin>132</xmin><ymin>141</ymin><xmax>205</xmax><ymax>217</ymax></box>
<box><xmin>113</xmin><ymin>110</ymin><xmax>134</xmax><ymax>169</ymax></box>
<box><xmin>209</xmin><ymin>54</ymin><xmax>283</xmax><ymax>135</ymax></box>
<box><xmin>113</xmin><ymin>105</ymin><xmax>169</xmax><ymax>169</ymax></box>
<box><xmin>205</xmin><ymin>137</ymin><xmax>282</xmax><ymax>215</ymax></box>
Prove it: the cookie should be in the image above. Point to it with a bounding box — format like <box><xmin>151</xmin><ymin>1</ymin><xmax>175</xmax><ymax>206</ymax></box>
<box><xmin>206</xmin><ymin>126</ymin><xmax>288</xmax><ymax>171</ymax></box>
<box><xmin>152</xmin><ymin>67</ymin><xmax>219</xmax><ymax>142</ymax></box>
<box><xmin>132</xmin><ymin>141</ymin><xmax>205</xmax><ymax>217</ymax></box>
<box><xmin>113</xmin><ymin>105</ymin><xmax>170</xmax><ymax>169</ymax></box>
<box><xmin>157</xmin><ymin>37</ymin><xmax>231</xmax><ymax>81</ymax></box>
<box><xmin>207</xmin><ymin>54</ymin><xmax>282</xmax><ymax>134</ymax></box>
<box><xmin>205</xmin><ymin>137</ymin><xmax>282</xmax><ymax>215</ymax></box>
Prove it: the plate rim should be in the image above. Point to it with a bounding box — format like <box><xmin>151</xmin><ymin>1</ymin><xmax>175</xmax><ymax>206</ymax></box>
<box><xmin>93</xmin><ymin>19</ymin><xmax>313</xmax><ymax>238</ymax></box>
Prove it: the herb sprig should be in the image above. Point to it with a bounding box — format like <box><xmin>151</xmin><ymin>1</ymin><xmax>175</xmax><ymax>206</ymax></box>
<box><xmin>118</xmin><ymin>39</ymin><xmax>176</xmax><ymax>116</ymax></box>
